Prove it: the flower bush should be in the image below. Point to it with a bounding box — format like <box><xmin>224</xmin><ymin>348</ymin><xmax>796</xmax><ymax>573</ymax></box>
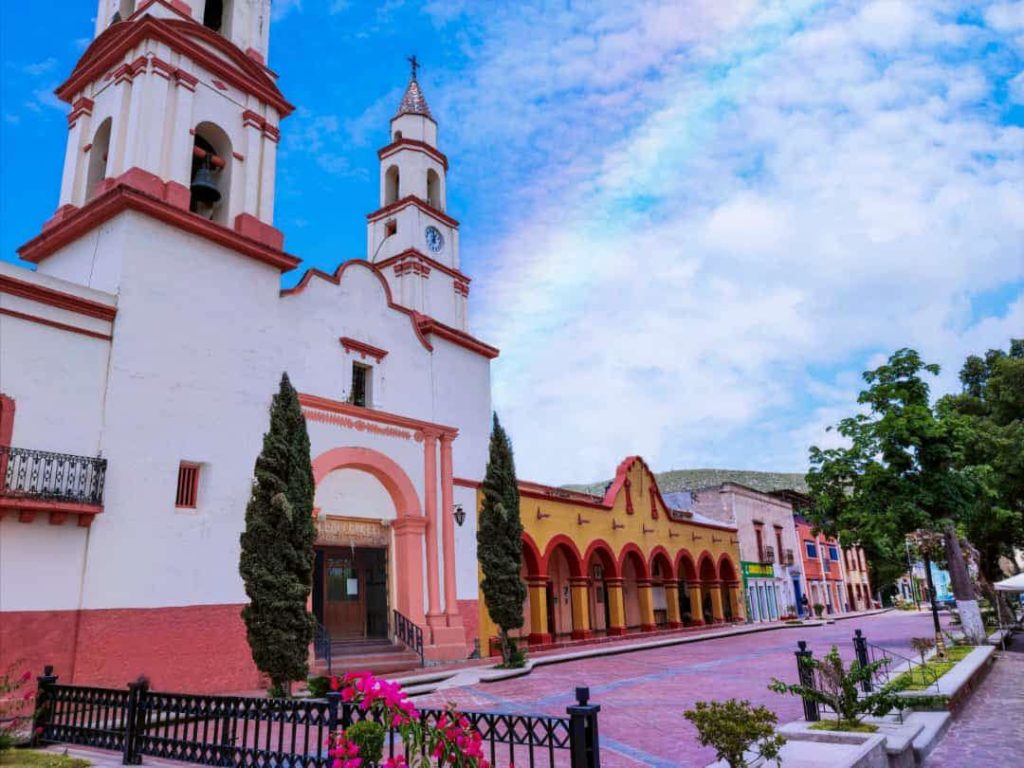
<box><xmin>0</xmin><ymin>663</ymin><xmax>35</xmax><ymax>750</ymax></box>
<box><xmin>326</xmin><ymin>672</ymin><xmax>492</xmax><ymax>768</ymax></box>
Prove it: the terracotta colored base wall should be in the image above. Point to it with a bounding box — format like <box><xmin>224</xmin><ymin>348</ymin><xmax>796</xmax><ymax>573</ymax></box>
<box><xmin>457</xmin><ymin>599</ymin><xmax>479</xmax><ymax>651</ymax></box>
<box><xmin>1</xmin><ymin>604</ymin><xmax>261</xmax><ymax>693</ymax></box>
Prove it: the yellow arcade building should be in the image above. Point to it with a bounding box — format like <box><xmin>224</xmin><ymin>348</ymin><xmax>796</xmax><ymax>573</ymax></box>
<box><xmin>475</xmin><ymin>456</ymin><xmax>745</xmax><ymax>651</ymax></box>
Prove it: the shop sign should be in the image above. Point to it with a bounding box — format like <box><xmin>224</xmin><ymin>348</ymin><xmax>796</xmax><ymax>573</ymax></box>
<box><xmin>316</xmin><ymin>515</ymin><xmax>390</xmax><ymax>547</ymax></box>
<box><xmin>742</xmin><ymin>561</ymin><xmax>775</xmax><ymax>579</ymax></box>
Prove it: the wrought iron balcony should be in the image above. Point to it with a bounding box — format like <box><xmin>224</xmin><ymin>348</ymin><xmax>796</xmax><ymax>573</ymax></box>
<box><xmin>762</xmin><ymin>545</ymin><xmax>775</xmax><ymax>564</ymax></box>
<box><xmin>1</xmin><ymin>445</ymin><xmax>106</xmax><ymax>506</ymax></box>
<box><xmin>785</xmin><ymin>548</ymin><xmax>795</xmax><ymax>565</ymax></box>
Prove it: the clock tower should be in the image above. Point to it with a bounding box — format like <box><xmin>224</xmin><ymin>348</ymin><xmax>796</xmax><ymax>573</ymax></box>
<box><xmin>367</xmin><ymin>63</ymin><xmax>470</xmax><ymax>330</ymax></box>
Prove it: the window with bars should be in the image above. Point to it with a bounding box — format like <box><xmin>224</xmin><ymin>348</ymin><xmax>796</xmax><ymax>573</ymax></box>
<box><xmin>350</xmin><ymin>363</ymin><xmax>371</xmax><ymax>407</ymax></box>
<box><xmin>176</xmin><ymin>462</ymin><xmax>201</xmax><ymax>508</ymax></box>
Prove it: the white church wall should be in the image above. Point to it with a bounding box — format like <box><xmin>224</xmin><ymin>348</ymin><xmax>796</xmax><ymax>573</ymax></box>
<box><xmin>427</xmin><ymin>340</ymin><xmax>491</xmax><ymax>600</ymax></box>
<box><xmin>36</xmin><ymin>220</ymin><xmax>128</xmax><ymax>294</ymax></box>
<box><xmin>0</xmin><ymin>517</ymin><xmax>89</xmax><ymax>612</ymax></box>
<box><xmin>78</xmin><ymin>213</ymin><xmax>283</xmax><ymax>610</ymax></box>
<box><xmin>315</xmin><ymin>468</ymin><xmax>396</xmax><ymax>521</ymax></box>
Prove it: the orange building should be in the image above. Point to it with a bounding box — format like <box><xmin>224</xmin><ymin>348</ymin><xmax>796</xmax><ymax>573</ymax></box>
<box><xmin>472</xmin><ymin>456</ymin><xmax>745</xmax><ymax>652</ymax></box>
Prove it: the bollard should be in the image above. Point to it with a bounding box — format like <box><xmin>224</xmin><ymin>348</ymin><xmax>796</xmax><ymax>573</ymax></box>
<box><xmin>567</xmin><ymin>686</ymin><xmax>601</xmax><ymax>768</ymax></box>
<box><xmin>31</xmin><ymin>665</ymin><xmax>58</xmax><ymax>746</ymax></box>
<box><xmin>853</xmin><ymin>629</ymin><xmax>872</xmax><ymax>692</ymax></box>
<box><xmin>795</xmin><ymin>641</ymin><xmax>819</xmax><ymax>722</ymax></box>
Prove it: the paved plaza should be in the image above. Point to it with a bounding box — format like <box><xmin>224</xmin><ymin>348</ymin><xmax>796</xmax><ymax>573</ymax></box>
<box><xmin>416</xmin><ymin>611</ymin><xmax>950</xmax><ymax>767</ymax></box>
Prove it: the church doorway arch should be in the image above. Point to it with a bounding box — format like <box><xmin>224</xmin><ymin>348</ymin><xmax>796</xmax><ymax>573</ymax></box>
<box><xmin>310</xmin><ymin>447</ymin><xmax>425</xmax><ymax>639</ymax></box>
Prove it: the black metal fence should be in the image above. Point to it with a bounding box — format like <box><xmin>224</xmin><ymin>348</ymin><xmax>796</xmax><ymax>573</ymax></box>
<box><xmin>33</xmin><ymin>667</ymin><xmax>600</xmax><ymax>768</ymax></box>
<box><xmin>1</xmin><ymin>445</ymin><xmax>106</xmax><ymax>505</ymax></box>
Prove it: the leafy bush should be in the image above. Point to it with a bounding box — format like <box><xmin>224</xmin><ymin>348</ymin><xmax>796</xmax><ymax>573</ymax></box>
<box><xmin>327</xmin><ymin>672</ymin><xmax>489</xmax><ymax>767</ymax></box>
<box><xmin>683</xmin><ymin>699</ymin><xmax>785</xmax><ymax>768</ymax></box>
<box><xmin>306</xmin><ymin>676</ymin><xmax>330</xmax><ymax>699</ymax></box>
<box><xmin>813</xmin><ymin>603</ymin><xmax>825</xmax><ymax>617</ymax></box>
<box><xmin>344</xmin><ymin>720</ymin><xmax>385</xmax><ymax>764</ymax></box>
<box><xmin>503</xmin><ymin>638</ymin><xmax>528</xmax><ymax>669</ymax></box>
<box><xmin>769</xmin><ymin>645</ymin><xmax>902</xmax><ymax>728</ymax></box>
<box><xmin>1</xmin><ymin>662</ymin><xmax>34</xmax><ymax>750</ymax></box>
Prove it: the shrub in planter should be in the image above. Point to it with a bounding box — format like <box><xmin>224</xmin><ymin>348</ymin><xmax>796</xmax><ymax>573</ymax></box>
<box><xmin>683</xmin><ymin>699</ymin><xmax>785</xmax><ymax>768</ymax></box>
<box><xmin>813</xmin><ymin>603</ymin><xmax>825</xmax><ymax>618</ymax></box>
<box><xmin>769</xmin><ymin>645</ymin><xmax>902</xmax><ymax>729</ymax></box>
<box><xmin>344</xmin><ymin>720</ymin><xmax>385</xmax><ymax>765</ymax></box>
<box><xmin>306</xmin><ymin>675</ymin><xmax>331</xmax><ymax>699</ymax></box>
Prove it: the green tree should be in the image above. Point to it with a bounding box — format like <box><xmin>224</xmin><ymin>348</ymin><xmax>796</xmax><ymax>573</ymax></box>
<box><xmin>937</xmin><ymin>340</ymin><xmax>1024</xmax><ymax>583</ymax></box>
<box><xmin>806</xmin><ymin>349</ymin><xmax>986</xmax><ymax>641</ymax></box>
<box><xmin>683</xmin><ymin>699</ymin><xmax>785</xmax><ymax>768</ymax></box>
<box><xmin>477</xmin><ymin>413</ymin><xmax>527</xmax><ymax>666</ymax></box>
<box><xmin>239</xmin><ymin>373</ymin><xmax>317</xmax><ymax>695</ymax></box>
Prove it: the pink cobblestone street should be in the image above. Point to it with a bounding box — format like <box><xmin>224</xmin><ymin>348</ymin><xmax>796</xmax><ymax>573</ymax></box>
<box><xmin>416</xmin><ymin>611</ymin><xmax>950</xmax><ymax>767</ymax></box>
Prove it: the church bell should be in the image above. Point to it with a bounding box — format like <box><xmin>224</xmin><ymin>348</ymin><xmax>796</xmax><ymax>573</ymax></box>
<box><xmin>190</xmin><ymin>160</ymin><xmax>221</xmax><ymax>205</ymax></box>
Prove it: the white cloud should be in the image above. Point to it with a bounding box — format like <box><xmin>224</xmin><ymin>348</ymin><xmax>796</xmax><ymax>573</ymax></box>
<box><xmin>22</xmin><ymin>57</ymin><xmax>58</xmax><ymax>76</ymax></box>
<box><xmin>271</xmin><ymin>0</ymin><xmax>302</xmax><ymax>22</ymax></box>
<box><xmin>425</xmin><ymin>0</ymin><xmax>1024</xmax><ymax>483</ymax></box>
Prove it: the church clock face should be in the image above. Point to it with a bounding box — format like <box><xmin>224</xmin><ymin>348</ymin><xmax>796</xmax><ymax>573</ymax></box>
<box><xmin>424</xmin><ymin>225</ymin><xmax>444</xmax><ymax>254</ymax></box>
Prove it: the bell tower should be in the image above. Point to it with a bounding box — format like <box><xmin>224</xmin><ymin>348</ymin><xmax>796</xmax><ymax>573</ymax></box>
<box><xmin>20</xmin><ymin>0</ymin><xmax>293</xmax><ymax>272</ymax></box>
<box><xmin>367</xmin><ymin>59</ymin><xmax>470</xmax><ymax>330</ymax></box>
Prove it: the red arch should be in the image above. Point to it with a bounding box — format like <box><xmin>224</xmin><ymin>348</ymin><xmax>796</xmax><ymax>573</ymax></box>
<box><xmin>522</xmin><ymin>532</ymin><xmax>544</xmax><ymax>576</ymax></box>
<box><xmin>618</xmin><ymin>543</ymin><xmax>650</xmax><ymax>580</ymax></box>
<box><xmin>717</xmin><ymin>553</ymin><xmax>739</xmax><ymax>582</ymax></box>
<box><xmin>312</xmin><ymin>446</ymin><xmax>421</xmax><ymax>518</ymax></box>
<box><xmin>697</xmin><ymin>551</ymin><xmax>718</xmax><ymax>582</ymax></box>
<box><xmin>675</xmin><ymin>549</ymin><xmax>698</xmax><ymax>582</ymax></box>
<box><xmin>583</xmin><ymin>539</ymin><xmax>620</xmax><ymax>578</ymax></box>
<box><xmin>541</xmin><ymin>534</ymin><xmax>584</xmax><ymax>579</ymax></box>
<box><xmin>648</xmin><ymin>546</ymin><xmax>675</xmax><ymax>582</ymax></box>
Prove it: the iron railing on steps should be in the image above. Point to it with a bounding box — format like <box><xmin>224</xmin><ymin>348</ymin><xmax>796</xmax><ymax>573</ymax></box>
<box><xmin>391</xmin><ymin>608</ymin><xmax>424</xmax><ymax>667</ymax></box>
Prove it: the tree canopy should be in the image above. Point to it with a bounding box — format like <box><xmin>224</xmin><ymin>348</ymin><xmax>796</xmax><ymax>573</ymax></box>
<box><xmin>937</xmin><ymin>339</ymin><xmax>1024</xmax><ymax>581</ymax></box>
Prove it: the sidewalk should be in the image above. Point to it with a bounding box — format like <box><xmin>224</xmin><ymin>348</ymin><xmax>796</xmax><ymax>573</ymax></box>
<box><xmin>923</xmin><ymin>633</ymin><xmax>1024</xmax><ymax>765</ymax></box>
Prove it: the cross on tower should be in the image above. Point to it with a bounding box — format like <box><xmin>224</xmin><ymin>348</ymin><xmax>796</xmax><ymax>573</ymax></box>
<box><xmin>407</xmin><ymin>54</ymin><xmax>420</xmax><ymax>81</ymax></box>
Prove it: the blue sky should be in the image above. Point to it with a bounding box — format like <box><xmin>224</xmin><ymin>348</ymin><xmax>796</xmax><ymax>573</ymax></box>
<box><xmin>2</xmin><ymin>1</ymin><xmax>1023</xmax><ymax>484</ymax></box>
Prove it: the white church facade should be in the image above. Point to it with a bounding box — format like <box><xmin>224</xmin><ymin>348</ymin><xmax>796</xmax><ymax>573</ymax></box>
<box><xmin>0</xmin><ymin>0</ymin><xmax>495</xmax><ymax>692</ymax></box>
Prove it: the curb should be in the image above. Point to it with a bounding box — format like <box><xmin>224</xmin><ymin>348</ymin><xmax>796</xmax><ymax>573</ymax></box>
<box><xmin>401</xmin><ymin>607</ymin><xmax>896</xmax><ymax>695</ymax></box>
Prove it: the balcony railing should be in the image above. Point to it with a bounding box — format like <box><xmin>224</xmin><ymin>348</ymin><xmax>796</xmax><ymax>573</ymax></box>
<box><xmin>785</xmin><ymin>549</ymin><xmax>795</xmax><ymax>565</ymax></box>
<box><xmin>1</xmin><ymin>446</ymin><xmax>106</xmax><ymax>506</ymax></box>
<box><xmin>762</xmin><ymin>545</ymin><xmax>775</xmax><ymax>564</ymax></box>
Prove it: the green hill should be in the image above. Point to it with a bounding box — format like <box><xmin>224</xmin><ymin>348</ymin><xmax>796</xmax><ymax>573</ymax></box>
<box><xmin>566</xmin><ymin>468</ymin><xmax>809</xmax><ymax>496</ymax></box>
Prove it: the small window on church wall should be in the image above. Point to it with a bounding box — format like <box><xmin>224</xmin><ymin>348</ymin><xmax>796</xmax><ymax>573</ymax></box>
<box><xmin>203</xmin><ymin>0</ymin><xmax>227</xmax><ymax>33</ymax></box>
<box><xmin>384</xmin><ymin>165</ymin><xmax>399</xmax><ymax>205</ymax></box>
<box><xmin>350</xmin><ymin>363</ymin><xmax>371</xmax><ymax>408</ymax></box>
<box><xmin>175</xmin><ymin>462</ymin><xmax>201</xmax><ymax>508</ymax></box>
<box><xmin>426</xmin><ymin>169</ymin><xmax>441</xmax><ymax>210</ymax></box>
<box><xmin>384</xmin><ymin>220</ymin><xmax>397</xmax><ymax>237</ymax></box>
<box><xmin>190</xmin><ymin>122</ymin><xmax>231</xmax><ymax>224</ymax></box>
<box><xmin>393</xmin><ymin>131</ymin><xmax>402</xmax><ymax>142</ymax></box>
<box><xmin>86</xmin><ymin>118</ymin><xmax>112</xmax><ymax>201</ymax></box>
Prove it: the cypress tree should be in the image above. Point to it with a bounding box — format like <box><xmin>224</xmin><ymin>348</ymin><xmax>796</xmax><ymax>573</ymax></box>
<box><xmin>239</xmin><ymin>373</ymin><xmax>317</xmax><ymax>695</ymax></box>
<box><xmin>477</xmin><ymin>413</ymin><xmax>527</xmax><ymax>665</ymax></box>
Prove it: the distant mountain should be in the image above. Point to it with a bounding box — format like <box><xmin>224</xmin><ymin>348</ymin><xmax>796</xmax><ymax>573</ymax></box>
<box><xmin>565</xmin><ymin>468</ymin><xmax>810</xmax><ymax>497</ymax></box>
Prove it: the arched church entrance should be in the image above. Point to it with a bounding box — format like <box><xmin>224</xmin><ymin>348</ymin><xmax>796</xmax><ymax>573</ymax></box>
<box><xmin>311</xmin><ymin>447</ymin><xmax>424</xmax><ymax>641</ymax></box>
